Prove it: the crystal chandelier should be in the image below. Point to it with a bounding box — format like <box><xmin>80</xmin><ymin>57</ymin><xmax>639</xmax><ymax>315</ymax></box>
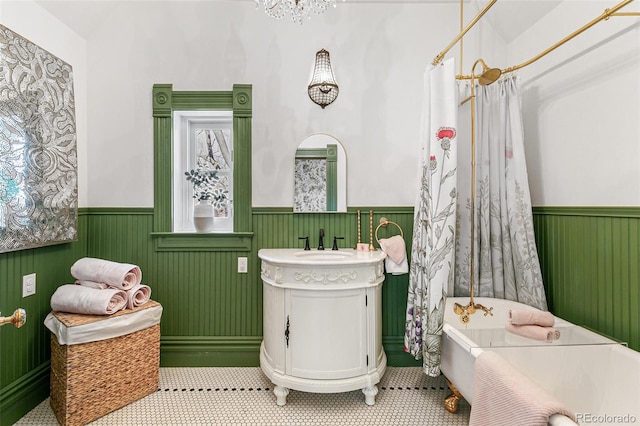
<box><xmin>255</xmin><ymin>0</ymin><xmax>343</xmax><ymax>24</ymax></box>
<box><xmin>308</xmin><ymin>49</ymin><xmax>339</xmax><ymax>108</ymax></box>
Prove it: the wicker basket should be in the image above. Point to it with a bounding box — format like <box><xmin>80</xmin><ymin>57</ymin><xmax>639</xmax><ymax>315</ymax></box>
<box><xmin>49</xmin><ymin>301</ymin><xmax>161</xmax><ymax>426</ymax></box>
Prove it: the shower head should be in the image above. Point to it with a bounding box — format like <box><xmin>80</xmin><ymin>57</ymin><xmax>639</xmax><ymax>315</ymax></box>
<box><xmin>479</xmin><ymin>67</ymin><xmax>501</xmax><ymax>85</ymax></box>
<box><xmin>474</xmin><ymin>59</ymin><xmax>502</xmax><ymax>85</ymax></box>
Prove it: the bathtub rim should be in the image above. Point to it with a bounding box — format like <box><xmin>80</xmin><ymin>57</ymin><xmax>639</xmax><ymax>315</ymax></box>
<box><xmin>440</xmin><ymin>296</ymin><xmax>638</xmax><ymax>426</ymax></box>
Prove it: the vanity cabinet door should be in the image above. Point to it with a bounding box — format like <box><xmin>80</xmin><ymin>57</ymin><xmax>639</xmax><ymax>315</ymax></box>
<box><xmin>286</xmin><ymin>287</ymin><xmax>368</xmax><ymax>380</ymax></box>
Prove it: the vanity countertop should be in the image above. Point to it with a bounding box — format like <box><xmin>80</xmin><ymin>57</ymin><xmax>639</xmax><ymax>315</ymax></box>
<box><xmin>258</xmin><ymin>248</ymin><xmax>386</xmax><ymax>266</ymax></box>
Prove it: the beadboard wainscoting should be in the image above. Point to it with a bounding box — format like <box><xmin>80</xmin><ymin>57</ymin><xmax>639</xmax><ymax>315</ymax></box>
<box><xmin>532</xmin><ymin>206</ymin><xmax>640</xmax><ymax>350</ymax></box>
<box><xmin>1</xmin><ymin>206</ymin><xmax>639</xmax><ymax>425</ymax></box>
<box><xmin>0</xmin><ymin>215</ymin><xmax>88</xmax><ymax>426</ymax></box>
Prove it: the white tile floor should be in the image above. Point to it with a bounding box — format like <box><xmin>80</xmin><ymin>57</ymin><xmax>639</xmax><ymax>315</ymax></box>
<box><xmin>16</xmin><ymin>367</ymin><xmax>470</xmax><ymax>425</ymax></box>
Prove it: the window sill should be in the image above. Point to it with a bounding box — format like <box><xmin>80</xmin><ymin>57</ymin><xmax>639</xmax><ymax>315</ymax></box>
<box><xmin>150</xmin><ymin>232</ymin><xmax>253</xmax><ymax>252</ymax></box>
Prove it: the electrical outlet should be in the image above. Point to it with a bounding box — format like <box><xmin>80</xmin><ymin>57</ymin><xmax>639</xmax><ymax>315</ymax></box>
<box><xmin>23</xmin><ymin>273</ymin><xmax>36</xmax><ymax>297</ymax></box>
<box><xmin>238</xmin><ymin>257</ymin><xmax>248</xmax><ymax>273</ymax></box>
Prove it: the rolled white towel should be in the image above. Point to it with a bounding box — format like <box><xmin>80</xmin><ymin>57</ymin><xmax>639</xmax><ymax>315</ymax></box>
<box><xmin>70</xmin><ymin>257</ymin><xmax>142</xmax><ymax>290</ymax></box>
<box><xmin>75</xmin><ymin>280</ymin><xmax>109</xmax><ymax>289</ymax></box>
<box><xmin>125</xmin><ymin>284</ymin><xmax>152</xmax><ymax>310</ymax></box>
<box><xmin>51</xmin><ymin>284</ymin><xmax>127</xmax><ymax>315</ymax></box>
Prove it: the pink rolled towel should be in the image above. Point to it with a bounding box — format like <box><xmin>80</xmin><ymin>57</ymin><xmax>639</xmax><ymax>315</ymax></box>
<box><xmin>125</xmin><ymin>284</ymin><xmax>152</xmax><ymax>310</ymax></box>
<box><xmin>75</xmin><ymin>280</ymin><xmax>109</xmax><ymax>289</ymax></box>
<box><xmin>51</xmin><ymin>284</ymin><xmax>127</xmax><ymax>315</ymax></box>
<box><xmin>506</xmin><ymin>322</ymin><xmax>560</xmax><ymax>342</ymax></box>
<box><xmin>70</xmin><ymin>257</ymin><xmax>142</xmax><ymax>290</ymax></box>
<box><xmin>509</xmin><ymin>309</ymin><xmax>555</xmax><ymax>327</ymax></box>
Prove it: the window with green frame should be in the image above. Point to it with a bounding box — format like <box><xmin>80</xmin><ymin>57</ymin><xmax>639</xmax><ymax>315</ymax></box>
<box><xmin>151</xmin><ymin>83</ymin><xmax>253</xmax><ymax>251</ymax></box>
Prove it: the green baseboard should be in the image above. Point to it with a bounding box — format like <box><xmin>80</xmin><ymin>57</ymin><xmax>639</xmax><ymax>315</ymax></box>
<box><xmin>0</xmin><ymin>362</ymin><xmax>50</xmax><ymax>426</ymax></box>
<box><xmin>159</xmin><ymin>335</ymin><xmax>420</xmax><ymax>368</ymax></box>
<box><xmin>160</xmin><ymin>336</ymin><xmax>262</xmax><ymax>367</ymax></box>
<box><xmin>383</xmin><ymin>337</ymin><xmax>422</xmax><ymax>367</ymax></box>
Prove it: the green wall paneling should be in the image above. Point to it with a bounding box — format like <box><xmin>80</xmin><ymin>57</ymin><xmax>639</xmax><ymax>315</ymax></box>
<box><xmin>85</xmin><ymin>208</ymin><xmax>264</xmax><ymax>366</ymax></box>
<box><xmin>7</xmin><ymin>205</ymin><xmax>639</xmax><ymax>424</ymax></box>
<box><xmin>532</xmin><ymin>207</ymin><xmax>640</xmax><ymax>351</ymax></box>
<box><xmin>0</xmin><ymin>213</ymin><xmax>87</xmax><ymax>426</ymax></box>
<box><xmin>84</xmin><ymin>207</ymin><xmax>420</xmax><ymax>367</ymax></box>
<box><xmin>160</xmin><ymin>336</ymin><xmax>262</xmax><ymax>367</ymax></box>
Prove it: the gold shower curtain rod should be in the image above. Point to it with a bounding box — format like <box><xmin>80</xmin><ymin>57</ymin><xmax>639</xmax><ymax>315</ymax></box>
<box><xmin>433</xmin><ymin>0</ymin><xmax>640</xmax><ymax>78</ymax></box>
<box><xmin>432</xmin><ymin>0</ymin><xmax>497</xmax><ymax>66</ymax></box>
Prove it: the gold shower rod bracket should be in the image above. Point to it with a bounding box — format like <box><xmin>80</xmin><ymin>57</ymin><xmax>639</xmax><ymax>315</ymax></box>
<box><xmin>447</xmin><ymin>0</ymin><xmax>639</xmax><ymax>80</ymax></box>
<box><xmin>0</xmin><ymin>308</ymin><xmax>27</xmax><ymax>328</ymax></box>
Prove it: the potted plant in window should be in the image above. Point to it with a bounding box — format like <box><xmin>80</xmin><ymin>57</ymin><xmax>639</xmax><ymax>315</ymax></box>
<box><xmin>185</xmin><ymin>168</ymin><xmax>228</xmax><ymax>232</ymax></box>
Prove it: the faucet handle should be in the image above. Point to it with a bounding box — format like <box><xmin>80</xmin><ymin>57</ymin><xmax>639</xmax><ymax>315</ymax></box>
<box><xmin>318</xmin><ymin>228</ymin><xmax>325</xmax><ymax>250</ymax></box>
<box><xmin>298</xmin><ymin>236</ymin><xmax>310</xmax><ymax>251</ymax></box>
<box><xmin>332</xmin><ymin>236</ymin><xmax>344</xmax><ymax>250</ymax></box>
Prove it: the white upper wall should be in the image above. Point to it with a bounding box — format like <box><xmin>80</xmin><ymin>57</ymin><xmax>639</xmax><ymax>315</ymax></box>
<box><xmin>9</xmin><ymin>1</ymin><xmax>635</xmax><ymax>209</ymax></box>
<box><xmin>83</xmin><ymin>1</ymin><xmax>481</xmax><ymax>208</ymax></box>
<box><xmin>0</xmin><ymin>0</ymin><xmax>506</xmax><ymax>209</ymax></box>
<box><xmin>0</xmin><ymin>0</ymin><xmax>88</xmax><ymax>207</ymax></box>
<box><xmin>508</xmin><ymin>0</ymin><xmax>640</xmax><ymax>206</ymax></box>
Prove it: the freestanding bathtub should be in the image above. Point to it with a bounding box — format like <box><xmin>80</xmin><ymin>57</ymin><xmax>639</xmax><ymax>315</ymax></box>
<box><xmin>441</xmin><ymin>297</ymin><xmax>640</xmax><ymax>426</ymax></box>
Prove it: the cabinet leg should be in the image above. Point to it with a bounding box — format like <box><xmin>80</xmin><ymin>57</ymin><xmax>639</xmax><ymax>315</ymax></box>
<box><xmin>274</xmin><ymin>385</ymin><xmax>289</xmax><ymax>406</ymax></box>
<box><xmin>362</xmin><ymin>385</ymin><xmax>378</xmax><ymax>406</ymax></box>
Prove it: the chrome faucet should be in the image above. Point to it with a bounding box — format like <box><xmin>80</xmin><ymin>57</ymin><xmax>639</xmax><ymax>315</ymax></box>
<box><xmin>318</xmin><ymin>228</ymin><xmax>325</xmax><ymax>250</ymax></box>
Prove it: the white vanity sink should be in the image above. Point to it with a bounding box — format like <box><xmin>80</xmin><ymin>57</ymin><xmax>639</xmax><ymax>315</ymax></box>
<box><xmin>293</xmin><ymin>250</ymin><xmax>354</xmax><ymax>259</ymax></box>
<box><xmin>259</xmin><ymin>248</ymin><xmax>380</xmax><ymax>264</ymax></box>
<box><xmin>258</xmin><ymin>248</ymin><xmax>387</xmax><ymax>406</ymax></box>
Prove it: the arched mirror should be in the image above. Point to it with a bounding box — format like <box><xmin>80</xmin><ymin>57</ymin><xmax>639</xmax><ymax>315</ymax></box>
<box><xmin>294</xmin><ymin>134</ymin><xmax>346</xmax><ymax>212</ymax></box>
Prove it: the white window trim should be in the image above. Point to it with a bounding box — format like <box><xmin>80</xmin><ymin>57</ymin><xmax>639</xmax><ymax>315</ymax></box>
<box><xmin>172</xmin><ymin>110</ymin><xmax>233</xmax><ymax>233</ymax></box>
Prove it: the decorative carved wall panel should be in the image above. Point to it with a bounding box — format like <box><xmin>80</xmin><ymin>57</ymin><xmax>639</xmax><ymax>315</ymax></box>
<box><xmin>0</xmin><ymin>25</ymin><xmax>78</xmax><ymax>253</ymax></box>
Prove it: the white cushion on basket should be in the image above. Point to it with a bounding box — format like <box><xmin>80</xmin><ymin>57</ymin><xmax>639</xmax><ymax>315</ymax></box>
<box><xmin>45</xmin><ymin>304</ymin><xmax>163</xmax><ymax>345</ymax></box>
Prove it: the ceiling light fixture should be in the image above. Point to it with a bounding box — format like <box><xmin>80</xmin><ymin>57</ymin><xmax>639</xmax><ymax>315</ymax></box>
<box><xmin>255</xmin><ymin>0</ymin><xmax>344</xmax><ymax>24</ymax></box>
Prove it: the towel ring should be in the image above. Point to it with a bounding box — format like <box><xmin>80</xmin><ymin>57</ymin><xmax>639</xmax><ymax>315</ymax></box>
<box><xmin>375</xmin><ymin>217</ymin><xmax>404</xmax><ymax>244</ymax></box>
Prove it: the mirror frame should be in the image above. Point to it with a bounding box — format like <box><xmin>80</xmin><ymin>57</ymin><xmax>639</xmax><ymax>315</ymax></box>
<box><xmin>293</xmin><ymin>134</ymin><xmax>346</xmax><ymax>213</ymax></box>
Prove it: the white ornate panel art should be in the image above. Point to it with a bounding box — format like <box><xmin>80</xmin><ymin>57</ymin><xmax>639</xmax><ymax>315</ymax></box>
<box><xmin>0</xmin><ymin>25</ymin><xmax>78</xmax><ymax>253</ymax></box>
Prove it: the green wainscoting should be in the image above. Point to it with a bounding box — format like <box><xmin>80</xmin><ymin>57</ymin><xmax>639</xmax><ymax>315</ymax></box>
<box><xmin>2</xmin><ymin>206</ymin><xmax>640</xmax><ymax>425</ymax></box>
<box><xmin>83</xmin><ymin>207</ymin><xmax>419</xmax><ymax>368</ymax></box>
<box><xmin>532</xmin><ymin>207</ymin><xmax>640</xmax><ymax>350</ymax></box>
<box><xmin>0</xmin><ymin>216</ymin><xmax>87</xmax><ymax>426</ymax></box>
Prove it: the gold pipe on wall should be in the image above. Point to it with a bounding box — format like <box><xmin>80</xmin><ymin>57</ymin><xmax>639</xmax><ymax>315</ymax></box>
<box><xmin>502</xmin><ymin>0</ymin><xmax>638</xmax><ymax>74</ymax></box>
<box><xmin>454</xmin><ymin>0</ymin><xmax>639</xmax><ymax>79</ymax></box>
<box><xmin>458</xmin><ymin>0</ymin><xmax>464</xmax><ymax>76</ymax></box>
<box><xmin>431</xmin><ymin>0</ymin><xmax>497</xmax><ymax>66</ymax></box>
<box><xmin>369</xmin><ymin>210</ymin><xmax>376</xmax><ymax>251</ymax></box>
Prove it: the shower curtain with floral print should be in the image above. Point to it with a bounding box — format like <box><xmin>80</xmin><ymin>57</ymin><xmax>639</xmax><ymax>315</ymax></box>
<box><xmin>455</xmin><ymin>75</ymin><xmax>547</xmax><ymax>311</ymax></box>
<box><xmin>404</xmin><ymin>58</ymin><xmax>458</xmax><ymax>377</ymax></box>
